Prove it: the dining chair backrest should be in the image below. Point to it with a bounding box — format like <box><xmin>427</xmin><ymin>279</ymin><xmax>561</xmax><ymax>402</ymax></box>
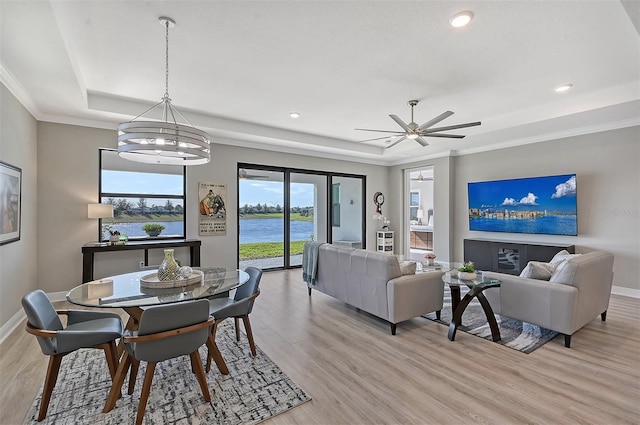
<box><xmin>130</xmin><ymin>299</ymin><xmax>210</xmax><ymax>363</ymax></box>
<box><xmin>234</xmin><ymin>267</ymin><xmax>262</xmax><ymax>312</ymax></box>
<box><xmin>21</xmin><ymin>290</ymin><xmax>64</xmax><ymax>355</ymax></box>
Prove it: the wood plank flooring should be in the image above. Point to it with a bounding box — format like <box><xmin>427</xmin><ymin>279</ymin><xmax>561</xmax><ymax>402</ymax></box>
<box><xmin>1</xmin><ymin>269</ymin><xmax>639</xmax><ymax>424</ymax></box>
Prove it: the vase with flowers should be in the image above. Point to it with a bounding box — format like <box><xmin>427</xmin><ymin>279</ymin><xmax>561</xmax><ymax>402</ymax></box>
<box><xmin>424</xmin><ymin>252</ymin><xmax>437</xmax><ymax>266</ymax></box>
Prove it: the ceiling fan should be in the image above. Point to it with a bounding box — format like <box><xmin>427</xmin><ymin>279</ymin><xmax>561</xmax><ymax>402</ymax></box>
<box><xmin>238</xmin><ymin>169</ymin><xmax>270</xmax><ymax>180</ymax></box>
<box><xmin>356</xmin><ymin>100</ymin><xmax>481</xmax><ymax>148</ymax></box>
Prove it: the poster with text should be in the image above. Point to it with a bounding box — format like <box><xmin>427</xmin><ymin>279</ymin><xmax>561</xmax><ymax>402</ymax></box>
<box><xmin>199</xmin><ymin>182</ymin><xmax>227</xmax><ymax>236</ymax></box>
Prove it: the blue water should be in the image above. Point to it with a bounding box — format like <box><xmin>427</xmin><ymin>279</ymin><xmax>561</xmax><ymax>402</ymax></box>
<box><xmin>469</xmin><ymin>215</ymin><xmax>577</xmax><ymax>236</ymax></box>
<box><xmin>109</xmin><ymin>218</ymin><xmax>314</xmax><ymax>242</ymax></box>
<box><xmin>240</xmin><ymin>219</ymin><xmax>314</xmax><ymax>243</ymax></box>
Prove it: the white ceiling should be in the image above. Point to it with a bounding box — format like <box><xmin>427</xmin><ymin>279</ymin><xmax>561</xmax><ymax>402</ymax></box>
<box><xmin>2</xmin><ymin>1</ymin><xmax>639</xmax><ymax>166</ymax></box>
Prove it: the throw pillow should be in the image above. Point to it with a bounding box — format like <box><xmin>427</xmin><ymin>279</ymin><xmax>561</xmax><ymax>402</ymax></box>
<box><xmin>519</xmin><ymin>261</ymin><xmax>554</xmax><ymax>280</ymax></box>
<box><xmin>549</xmin><ymin>250</ymin><xmax>581</xmax><ymax>267</ymax></box>
<box><xmin>400</xmin><ymin>261</ymin><xmax>417</xmax><ymax>275</ymax></box>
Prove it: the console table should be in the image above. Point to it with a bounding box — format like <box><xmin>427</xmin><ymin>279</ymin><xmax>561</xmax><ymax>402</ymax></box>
<box><xmin>81</xmin><ymin>239</ymin><xmax>201</xmax><ymax>282</ymax></box>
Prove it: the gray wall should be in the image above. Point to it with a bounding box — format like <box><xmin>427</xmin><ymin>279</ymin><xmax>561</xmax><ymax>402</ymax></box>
<box><xmin>35</xmin><ymin>122</ymin><xmax>389</xmax><ymax>295</ymax></box>
<box><xmin>0</xmin><ymin>84</ymin><xmax>38</xmax><ymax>325</ymax></box>
<box><xmin>393</xmin><ymin>126</ymin><xmax>640</xmax><ymax>291</ymax></box>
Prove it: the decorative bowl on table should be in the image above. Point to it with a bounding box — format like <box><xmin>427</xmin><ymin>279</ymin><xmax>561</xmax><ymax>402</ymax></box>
<box><xmin>458</xmin><ymin>271</ymin><xmax>477</xmax><ymax>281</ymax></box>
<box><xmin>140</xmin><ymin>271</ymin><xmax>202</xmax><ymax>289</ymax></box>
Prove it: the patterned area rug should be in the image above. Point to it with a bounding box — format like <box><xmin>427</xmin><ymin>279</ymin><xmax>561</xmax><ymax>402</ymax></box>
<box><xmin>424</xmin><ymin>288</ymin><xmax>559</xmax><ymax>353</ymax></box>
<box><xmin>24</xmin><ymin>322</ymin><xmax>311</xmax><ymax>424</ymax></box>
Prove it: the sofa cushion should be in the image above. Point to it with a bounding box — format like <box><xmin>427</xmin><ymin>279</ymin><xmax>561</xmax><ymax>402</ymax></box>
<box><xmin>400</xmin><ymin>261</ymin><xmax>416</xmax><ymax>275</ymax></box>
<box><xmin>519</xmin><ymin>261</ymin><xmax>554</xmax><ymax>280</ymax></box>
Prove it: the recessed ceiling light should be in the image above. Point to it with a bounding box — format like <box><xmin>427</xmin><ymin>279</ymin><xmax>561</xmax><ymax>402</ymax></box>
<box><xmin>289</xmin><ymin>112</ymin><xmax>301</xmax><ymax>118</ymax></box>
<box><xmin>555</xmin><ymin>84</ymin><xmax>573</xmax><ymax>93</ymax></box>
<box><xmin>449</xmin><ymin>11</ymin><xmax>474</xmax><ymax>28</ymax></box>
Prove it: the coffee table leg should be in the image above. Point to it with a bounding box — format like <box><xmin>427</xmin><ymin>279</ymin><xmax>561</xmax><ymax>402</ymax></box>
<box><xmin>448</xmin><ymin>288</ymin><xmax>477</xmax><ymax>341</ymax></box>
<box><xmin>476</xmin><ymin>292</ymin><xmax>501</xmax><ymax>342</ymax></box>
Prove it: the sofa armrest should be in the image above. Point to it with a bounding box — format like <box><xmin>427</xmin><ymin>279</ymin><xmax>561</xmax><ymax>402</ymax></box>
<box><xmin>482</xmin><ymin>271</ymin><xmax>578</xmax><ymax>334</ymax></box>
<box><xmin>387</xmin><ymin>271</ymin><xmax>445</xmax><ymax>323</ymax></box>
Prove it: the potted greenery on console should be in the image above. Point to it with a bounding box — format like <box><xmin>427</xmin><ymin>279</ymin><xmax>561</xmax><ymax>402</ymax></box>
<box><xmin>142</xmin><ymin>223</ymin><xmax>165</xmax><ymax>237</ymax></box>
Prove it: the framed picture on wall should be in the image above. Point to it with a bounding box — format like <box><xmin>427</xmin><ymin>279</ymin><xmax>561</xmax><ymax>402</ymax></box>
<box><xmin>0</xmin><ymin>161</ymin><xmax>22</xmax><ymax>245</ymax></box>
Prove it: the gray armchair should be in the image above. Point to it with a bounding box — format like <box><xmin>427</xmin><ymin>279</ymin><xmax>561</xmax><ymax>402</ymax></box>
<box><xmin>206</xmin><ymin>267</ymin><xmax>262</xmax><ymax>372</ymax></box>
<box><xmin>102</xmin><ymin>299</ymin><xmax>213</xmax><ymax>425</ymax></box>
<box><xmin>21</xmin><ymin>289</ymin><xmax>123</xmax><ymax>421</ymax></box>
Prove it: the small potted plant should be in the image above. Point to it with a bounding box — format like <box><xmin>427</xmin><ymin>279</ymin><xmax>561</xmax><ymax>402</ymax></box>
<box><xmin>108</xmin><ymin>229</ymin><xmax>120</xmax><ymax>244</ymax></box>
<box><xmin>458</xmin><ymin>261</ymin><xmax>477</xmax><ymax>280</ymax></box>
<box><xmin>424</xmin><ymin>252</ymin><xmax>437</xmax><ymax>266</ymax></box>
<box><xmin>142</xmin><ymin>223</ymin><xmax>165</xmax><ymax>237</ymax></box>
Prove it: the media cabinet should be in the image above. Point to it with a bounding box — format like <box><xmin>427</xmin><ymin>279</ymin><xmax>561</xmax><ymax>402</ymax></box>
<box><xmin>464</xmin><ymin>238</ymin><xmax>575</xmax><ymax>276</ymax></box>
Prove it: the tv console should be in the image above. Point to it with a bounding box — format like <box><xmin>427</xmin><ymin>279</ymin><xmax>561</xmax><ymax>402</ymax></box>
<box><xmin>464</xmin><ymin>238</ymin><xmax>575</xmax><ymax>276</ymax></box>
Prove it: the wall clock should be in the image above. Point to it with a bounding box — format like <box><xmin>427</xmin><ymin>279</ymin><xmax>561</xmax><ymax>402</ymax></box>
<box><xmin>373</xmin><ymin>191</ymin><xmax>384</xmax><ymax>214</ymax></box>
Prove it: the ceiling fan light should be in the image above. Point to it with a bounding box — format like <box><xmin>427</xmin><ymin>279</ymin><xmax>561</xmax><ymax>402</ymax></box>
<box><xmin>289</xmin><ymin>112</ymin><xmax>301</xmax><ymax>118</ymax></box>
<box><xmin>555</xmin><ymin>83</ymin><xmax>573</xmax><ymax>93</ymax></box>
<box><xmin>449</xmin><ymin>11</ymin><xmax>474</xmax><ymax>28</ymax></box>
<box><xmin>407</xmin><ymin>133</ymin><xmax>419</xmax><ymax>140</ymax></box>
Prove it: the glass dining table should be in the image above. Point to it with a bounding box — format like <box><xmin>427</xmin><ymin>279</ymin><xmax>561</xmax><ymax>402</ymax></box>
<box><xmin>66</xmin><ymin>266</ymin><xmax>250</xmax><ymax>375</ymax></box>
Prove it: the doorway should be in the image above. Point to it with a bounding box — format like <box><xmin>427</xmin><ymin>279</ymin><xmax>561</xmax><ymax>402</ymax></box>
<box><xmin>406</xmin><ymin>167</ymin><xmax>434</xmax><ymax>261</ymax></box>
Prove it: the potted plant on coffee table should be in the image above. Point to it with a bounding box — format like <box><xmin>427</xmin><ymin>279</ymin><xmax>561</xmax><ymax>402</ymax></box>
<box><xmin>458</xmin><ymin>261</ymin><xmax>477</xmax><ymax>280</ymax></box>
<box><xmin>142</xmin><ymin>223</ymin><xmax>165</xmax><ymax>237</ymax></box>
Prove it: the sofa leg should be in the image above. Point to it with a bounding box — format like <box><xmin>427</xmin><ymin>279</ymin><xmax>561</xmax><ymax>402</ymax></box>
<box><xmin>601</xmin><ymin>310</ymin><xmax>607</xmax><ymax>321</ymax></box>
<box><xmin>308</xmin><ymin>287</ymin><xmax>311</xmax><ymax>296</ymax></box>
<box><xmin>435</xmin><ymin>310</ymin><xmax>441</xmax><ymax>320</ymax></box>
<box><xmin>564</xmin><ymin>334</ymin><xmax>571</xmax><ymax>348</ymax></box>
<box><xmin>390</xmin><ymin>323</ymin><xmax>397</xmax><ymax>335</ymax></box>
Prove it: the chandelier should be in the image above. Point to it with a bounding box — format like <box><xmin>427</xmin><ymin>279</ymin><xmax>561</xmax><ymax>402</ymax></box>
<box><xmin>117</xmin><ymin>17</ymin><xmax>211</xmax><ymax>165</ymax></box>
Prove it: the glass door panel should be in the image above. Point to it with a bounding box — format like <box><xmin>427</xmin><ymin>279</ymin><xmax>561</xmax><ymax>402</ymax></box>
<box><xmin>330</xmin><ymin>176</ymin><xmax>364</xmax><ymax>249</ymax></box>
<box><xmin>289</xmin><ymin>173</ymin><xmax>328</xmax><ymax>267</ymax></box>
<box><xmin>238</xmin><ymin>169</ymin><xmax>285</xmax><ymax>270</ymax></box>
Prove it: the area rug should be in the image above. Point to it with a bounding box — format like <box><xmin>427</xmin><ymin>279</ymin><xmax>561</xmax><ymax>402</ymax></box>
<box><xmin>424</xmin><ymin>288</ymin><xmax>558</xmax><ymax>353</ymax></box>
<box><xmin>24</xmin><ymin>322</ymin><xmax>311</xmax><ymax>424</ymax></box>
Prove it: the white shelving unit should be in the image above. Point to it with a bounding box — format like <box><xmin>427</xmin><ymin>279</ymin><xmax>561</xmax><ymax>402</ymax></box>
<box><xmin>376</xmin><ymin>230</ymin><xmax>394</xmax><ymax>254</ymax></box>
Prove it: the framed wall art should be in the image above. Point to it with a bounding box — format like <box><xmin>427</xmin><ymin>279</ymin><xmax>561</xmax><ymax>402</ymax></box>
<box><xmin>0</xmin><ymin>161</ymin><xmax>22</xmax><ymax>245</ymax></box>
<box><xmin>198</xmin><ymin>182</ymin><xmax>227</xmax><ymax>236</ymax></box>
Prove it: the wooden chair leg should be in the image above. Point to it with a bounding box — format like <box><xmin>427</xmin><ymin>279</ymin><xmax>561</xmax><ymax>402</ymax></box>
<box><xmin>241</xmin><ymin>315</ymin><xmax>257</xmax><ymax>356</ymax></box>
<box><xmin>128</xmin><ymin>358</ymin><xmax>140</xmax><ymax>395</ymax></box>
<box><xmin>135</xmin><ymin>362</ymin><xmax>156</xmax><ymax>425</ymax></box>
<box><xmin>104</xmin><ymin>351</ymin><xmax>132</xmax><ymax>413</ymax></box>
<box><xmin>234</xmin><ymin>317</ymin><xmax>241</xmax><ymax>341</ymax></box>
<box><xmin>38</xmin><ymin>354</ymin><xmax>64</xmax><ymax>421</ymax></box>
<box><xmin>205</xmin><ymin>333</ymin><xmax>229</xmax><ymax>375</ymax></box>
<box><xmin>190</xmin><ymin>350</ymin><xmax>211</xmax><ymax>401</ymax></box>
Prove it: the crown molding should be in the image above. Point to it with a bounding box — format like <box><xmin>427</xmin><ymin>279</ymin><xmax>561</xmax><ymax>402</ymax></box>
<box><xmin>0</xmin><ymin>65</ymin><xmax>41</xmax><ymax>119</ymax></box>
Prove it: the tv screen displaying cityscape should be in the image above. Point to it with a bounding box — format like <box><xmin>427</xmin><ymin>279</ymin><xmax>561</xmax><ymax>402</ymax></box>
<box><xmin>468</xmin><ymin>174</ymin><xmax>577</xmax><ymax>236</ymax></box>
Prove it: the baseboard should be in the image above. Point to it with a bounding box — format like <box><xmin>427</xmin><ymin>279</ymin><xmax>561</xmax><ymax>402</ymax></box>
<box><xmin>611</xmin><ymin>285</ymin><xmax>640</xmax><ymax>299</ymax></box>
<box><xmin>0</xmin><ymin>308</ymin><xmax>26</xmax><ymax>345</ymax></box>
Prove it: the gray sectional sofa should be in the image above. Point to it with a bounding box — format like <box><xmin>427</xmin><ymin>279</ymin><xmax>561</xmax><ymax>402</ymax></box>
<box><xmin>309</xmin><ymin>243</ymin><xmax>444</xmax><ymax>334</ymax></box>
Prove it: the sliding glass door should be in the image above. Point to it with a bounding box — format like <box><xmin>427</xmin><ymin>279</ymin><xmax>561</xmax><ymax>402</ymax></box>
<box><xmin>239</xmin><ymin>164</ymin><xmax>365</xmax><ymax>270</ymax></box>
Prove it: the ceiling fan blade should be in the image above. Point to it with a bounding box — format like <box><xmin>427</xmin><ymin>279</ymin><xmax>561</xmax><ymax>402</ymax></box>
<box><xmin>389</xmin><ymin>115</ymin><xmax>413</xmax><ymax>133</ymax></box>
<box><xmin>418</xmin><ymin>111</ymin><xmax>454</xmax><ymax>130</ymax></box>
<box><xmin>415</xmin><ymin>136</ymin><xmax>429</xmax><ymax>146</ymax></box>
<box><xmin>422</xmin><ymin>121</ymin><xmax>482</xmax><ymax>134</ymax></box>
<box><xmin>356</xmin><ymin>135</ymin><xmax>397</xmax><ymax>143</ymax></box>
<box><xmin>385</xmin><ymin>135</ymin><xmax>407</xmax><ymax>148</ymax></box>
<box><xmin>355</xmin><ymin>128</ymin><xmax>405</xmax><ymax>134</ymax></box>
<box><xmin>423</xmin><ymin>133</ymin><xmax>466</xmax><ymax>139</ymax></box>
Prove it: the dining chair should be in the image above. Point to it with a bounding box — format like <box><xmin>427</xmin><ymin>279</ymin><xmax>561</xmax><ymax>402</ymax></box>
<box><xmin>206</xmin><ymin>266</ymin><xmax>262</xmax><ymax>372</ymax></box>
<box><xmin>103</xmin><ymin>299</ymin><xmax>213</xmax><ymax>425</ymax></box>
<box><xmin>21</xmin><ymin>289</ymin><xmax>123</xmax><ymax>422</ymax></box>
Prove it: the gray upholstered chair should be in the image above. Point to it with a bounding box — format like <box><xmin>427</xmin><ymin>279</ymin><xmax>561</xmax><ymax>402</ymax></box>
<box><xmin>103</xmin><ymin>299</ymin><xmax>213</xmax><ymax>425</ymax></box>
<box><xmin>205</xmin><ymin>267</ymin><xmax>262</xmax><ymax>372</ymax></box>
<box><xmin>21</xmin><ymin>289</ymin><xmax>123</xmax><ymax>422</ymax></box>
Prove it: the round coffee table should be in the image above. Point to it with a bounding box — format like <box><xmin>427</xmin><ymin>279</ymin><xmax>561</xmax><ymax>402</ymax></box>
<box><xmin>441</xmin><ymin>272</ymin><xmax>502</xmax><ymax>342</ymax></box>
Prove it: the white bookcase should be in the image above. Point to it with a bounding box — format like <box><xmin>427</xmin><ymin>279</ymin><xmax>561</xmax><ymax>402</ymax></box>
<box><xmin>376</xmin><ymin>230</ymin><xmax>394</xmax><ymax>254</ymax></box>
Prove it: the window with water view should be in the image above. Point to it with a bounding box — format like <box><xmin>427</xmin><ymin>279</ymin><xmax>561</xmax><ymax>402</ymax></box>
<box><xmin>99</xmin><ymin>149</ymin><xmax>185</xmax><ymax>241</ymax></box>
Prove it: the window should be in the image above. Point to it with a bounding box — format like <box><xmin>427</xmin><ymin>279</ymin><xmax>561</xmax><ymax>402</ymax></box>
<box><xmin>98</xmin><ymin>149</ymin><xmax>186</xmax><ymax>241</ymax></box>
<box><xmin>410</xmin><ymin>190</ymin><xmax>420</xmax><ymax>221</ymax></box>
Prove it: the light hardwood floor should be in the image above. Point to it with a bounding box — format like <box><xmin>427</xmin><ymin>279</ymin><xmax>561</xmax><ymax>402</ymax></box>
<box><xmin>2</xmin><ymin>269</ymin><xmax>639</xmax><ymax>424</ymax></box>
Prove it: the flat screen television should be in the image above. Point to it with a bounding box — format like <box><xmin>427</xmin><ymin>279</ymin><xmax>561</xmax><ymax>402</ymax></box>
<box><xmin>468</xmin><ymin>174</ymin><xmax>577</xmax><ymax>236</ymax></box>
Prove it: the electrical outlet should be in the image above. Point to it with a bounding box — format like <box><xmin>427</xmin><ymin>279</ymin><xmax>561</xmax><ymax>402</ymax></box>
<box><xmin>139</xmin><ymin>261</ymin><xmax>145</xmax><ymax>269</ymax></box>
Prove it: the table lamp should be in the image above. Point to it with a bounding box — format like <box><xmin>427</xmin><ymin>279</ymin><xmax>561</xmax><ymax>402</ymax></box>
<box><xmin>87</xmin><ymin>203</ymin><xmax>114</xmax><ymax>246</ymax></box>
<box><xmin>417</xmin><ymin>209</ymin><xmax>424</xmax><ymax>225</ymax></box>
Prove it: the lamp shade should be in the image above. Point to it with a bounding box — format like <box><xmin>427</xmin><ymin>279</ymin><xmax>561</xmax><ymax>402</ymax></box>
<box><xmin>417</xmin><ymin>209</ymin><xmax>424</xmax><ymax>218</ymax></box>
<box><xmin>88</xmin><ymin>203</ymin><xmax>114</xmax><ymax>219</ymax></box>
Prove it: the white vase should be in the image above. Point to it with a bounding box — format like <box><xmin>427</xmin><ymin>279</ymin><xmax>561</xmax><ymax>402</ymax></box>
<box><xmin>458</xmin><ymin>271</ymin><xmax>477</xmax><ymax>281</ymax></box>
